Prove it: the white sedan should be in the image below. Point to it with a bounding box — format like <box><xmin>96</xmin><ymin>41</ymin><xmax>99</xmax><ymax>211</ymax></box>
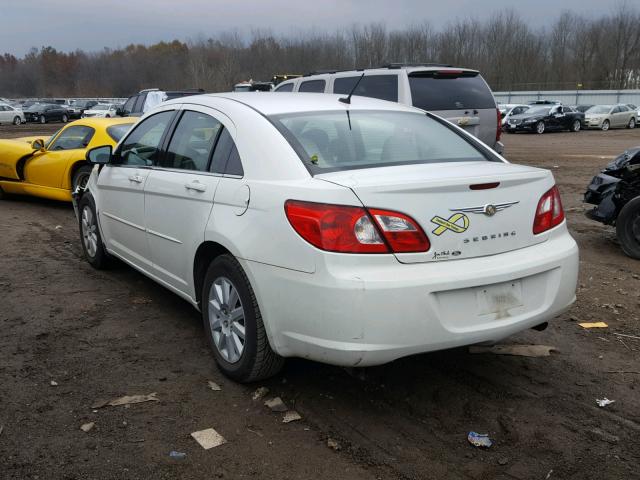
<box><xmin>0</xmin><ymin>103</ymin><xmax>26</xmax><ymax>125</ymax></box>
<box><xmin>82</xmin><ymin>103</ymin><xmax>119</xmax><ymax>118</ymax></box>
<box><xmin>75</xmin><ymin>93</ymin><xmax>579</xmax><ymax>382</ymax></box>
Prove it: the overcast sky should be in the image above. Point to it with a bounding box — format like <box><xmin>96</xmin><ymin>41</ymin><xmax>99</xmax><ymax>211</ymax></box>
<box><xmin>0</xmin><ymin>0</ymin><xmax>622</xmax><ymax>56</ymax></box>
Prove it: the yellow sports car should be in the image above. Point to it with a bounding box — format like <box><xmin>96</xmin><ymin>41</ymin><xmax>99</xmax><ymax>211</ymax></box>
<box><xmin>0</xmin><ymin>117</ymin><xmax>135</xmax><ymax>202</ymax></box>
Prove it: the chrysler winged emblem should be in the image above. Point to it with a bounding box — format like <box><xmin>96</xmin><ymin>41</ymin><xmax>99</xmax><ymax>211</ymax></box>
<box><xmin>450</xmin><ymin>201</ymin><xmax>519</xmax><ymax>217</ymax></box>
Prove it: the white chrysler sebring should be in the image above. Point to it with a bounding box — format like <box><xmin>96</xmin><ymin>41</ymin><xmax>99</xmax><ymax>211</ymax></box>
<box><xmin>75</xmin><ymin>92</ymin><xmax>579</xmax><ymax>382</ymax></box>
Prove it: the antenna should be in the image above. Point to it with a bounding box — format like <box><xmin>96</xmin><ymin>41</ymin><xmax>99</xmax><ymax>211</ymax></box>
<box><xmin>339</xmin><ymin>73</ymin><xmax>365</xmax><ymax>104</ymax></box>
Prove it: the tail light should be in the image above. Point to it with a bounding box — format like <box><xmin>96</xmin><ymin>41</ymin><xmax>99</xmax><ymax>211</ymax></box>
<box><xmin>533</xmin><ymin>186</ymin><xmax>565</xmax><ymax>234</ymax></box>
<box><xmin>496</xmin><ymin>107</ymin><xmax>502</xmax><ymax>143</ymax></box>
<box><xmin>285</xmin><ymin>200</ymin><xmax>430</xmax><ymax>253</ymax></box>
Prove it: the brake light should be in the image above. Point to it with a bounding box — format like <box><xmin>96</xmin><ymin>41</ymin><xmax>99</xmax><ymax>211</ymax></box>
<box><xmin>285</xmin><ymin>200</ymin><xmax>430</xmax><ymax>253</ymax></box>
<box><xmin>533</xmin><ymin>186</ymin><xmax>565</xmax><ymax>234</ymax></box>
<box><xmin>496</xmin><ymin>107</ymin><xmax>502</xmax><ymax>143</ymax></box>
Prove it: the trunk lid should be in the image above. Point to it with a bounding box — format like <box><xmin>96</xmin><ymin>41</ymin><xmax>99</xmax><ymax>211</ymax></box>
<box><xmin>316</xmin><ymin>161</ymin><xmax>554</xmax><ymax>263</ymax></box>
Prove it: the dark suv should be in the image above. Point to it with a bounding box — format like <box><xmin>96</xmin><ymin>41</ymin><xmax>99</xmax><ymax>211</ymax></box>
<box><xmin>118</xmin><ymin>88</ymin><xmax>205</xmax><ymax>117</ymax></box>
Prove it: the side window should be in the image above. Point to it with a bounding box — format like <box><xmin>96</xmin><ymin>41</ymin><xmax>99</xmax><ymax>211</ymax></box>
<box><xmin>161</xmin><ymin>111</ymin><xmax>222</xmax><ymax>171</ymax></box>
<box><xmin>117</xmin><ymin>111</ymin><xmax>174</xmax><ymax>166</ymax></box>
<box><xmin>49</xmin><ymin>126</ymin><xmax>95</xmax><ymax>151</ymax></box>
<box><xmin>299</xmin><ymin>80</ymin><xmax>326</xmax><ymax>93</ymax></box>
<box><xmin>133</xmin><ymin>94</ymin><xmax>145</xmax><ymax>114</ymax></box>
<box><xmin>209</xmin><ymin>129</ymin><xmax>244</xmax><ymax>177</ymax></box>
<box><xmin>275</xmin><ymin>83</ymin><xmax>294</xmax><ymax>92</ymax></box>
<box><xmin>611</xmin><ymin>106</ymin><xmax>620</xmax><ymax>114</ymax></box>
<box><xmin>333</xmin><ymin>75</ymin><xmax>398</xmax><ymax>102</ymax></box>
<box><xmin>121</xmin><ymin>96</ymin><xmax>136</xmax><ymax>115</ymax></box>
<box><xmin>225</xmin><ymin>146</ymin><xmax>244</xmax><ymax>177</ymax></box>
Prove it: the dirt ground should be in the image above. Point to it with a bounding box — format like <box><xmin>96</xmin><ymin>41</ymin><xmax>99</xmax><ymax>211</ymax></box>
<box><xmin>1</xmin><ymin>123</ymin><xmax>639</xmax><ymax>480</ymax></box>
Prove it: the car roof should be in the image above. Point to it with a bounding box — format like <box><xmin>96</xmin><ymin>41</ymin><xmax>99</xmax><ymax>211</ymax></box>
<box><xmin>68</xmin><ymin>117</ymin><xmax>136</xmax><ymax>128</ymax></box>
<box><xmin>173</xmin><ymin>92</ymin><xmax>420</xmax><ymax>116</ymax></box>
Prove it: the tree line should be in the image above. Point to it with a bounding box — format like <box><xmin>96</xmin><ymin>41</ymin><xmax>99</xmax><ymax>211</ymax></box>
<box><xmin>1</xmin><ymin>5</ymin><xmax>639</xmax><ymax>98</ymax></box>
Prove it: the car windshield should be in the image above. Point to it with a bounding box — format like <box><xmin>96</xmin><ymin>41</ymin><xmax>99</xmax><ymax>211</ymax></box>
<box><xmin>107</xmin><ymin>123</ymin><xmax>135</xmax><ymax>142</ymax></box>
<box><xmin>525</xmin><ymin>106</ymin><xmax>551</xmax><ymax>115</ymax></box>
<box><xmin>271</xmin><ymin>110</ymin><xmax>492</xmax><ymax>174</ymax></box>
<box><xmin>92</xmin><ymin>104</ymin><xmax>110</xmax><ymax>110</ymax></box>
<box><xmin>588</xmin><ymin>105</ymin><xmax>612</xmax><ymax>114</ymax></box>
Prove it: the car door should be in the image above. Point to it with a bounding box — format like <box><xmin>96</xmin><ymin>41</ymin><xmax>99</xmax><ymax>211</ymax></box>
<box><xmin>144</xmin><ymin>107</ymin><xmax>227</xmax><ymax>294</ymax></box>
<box><xmin>0</xmin><ymin>105</ymin><xmax>9</xmax><ymax>123</ymax></box>
<box><xmin>23</xmin><ymin>125</ymin><xmax>95</xmax><ymax>188</ymax></box>
<box><xmin>97</xmin><ymin>108</ymin><xmax>176</xmax><ymax>272</ymax></box>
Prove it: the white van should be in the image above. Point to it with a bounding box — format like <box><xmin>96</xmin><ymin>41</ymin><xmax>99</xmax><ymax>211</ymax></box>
<box><xmin>274</xmin><ymin>63</ymin><xmax>503</xmax><ymax>153</ymax></box>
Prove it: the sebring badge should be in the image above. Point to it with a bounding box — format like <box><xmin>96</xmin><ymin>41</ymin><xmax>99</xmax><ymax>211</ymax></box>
<box><xmin>450</xmin><ymin>201</ymin><xmax>519</xmax><ymax>217</ymax></box>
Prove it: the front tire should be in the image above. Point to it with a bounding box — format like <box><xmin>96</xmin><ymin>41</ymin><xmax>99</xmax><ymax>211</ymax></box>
<box><xmin>571</xmin><ymin>120</ymin><xmax>581</xmax><ymax>132</ymax></box>
<box><xmin>601</xmin><ymin>120</ymin><xmax>610</xmax><ymax>131</ymax></box>
<box><xmin>13</xmin><ymin>116</ymin><xmax>21</xmax><ymax>125</ymax></box>
<box><xmin>629</xmin><ymin>118</ymin><xmax>636</xmax><ymax>129</ymax></box>
<box><xmin>78</xmin><ymin>195</ymin><xmax>111</xmax><ymax>269</ymax></box>
<box><xmin>616</xmin><ymin>197</ymin><xmax>640</xmax><ymax>260</ymax></box>
<box><xmin>536</xmin><ymin>121</ymin><xmax>545</xmax><ymax>134</ymax></box>
<box><xmin>202</xmin><ymin>254</ymin><xmax>283</xmax><ymax>382</ymax></box>
<box><xmin>62</xmin><ymin>114</ymin><xmax>68</xmax><ymax>123</ymax></box>
<box><xmin>39</xmin><ymin>115</ymin><xmax>46</xmax><ymax>124</ymax></box>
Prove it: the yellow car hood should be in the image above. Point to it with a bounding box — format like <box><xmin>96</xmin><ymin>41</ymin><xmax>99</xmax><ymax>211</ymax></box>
<box><xmin>0</xmin><ymin>137</ymin><xmax>42</xmax><ymax>180</ymax></box>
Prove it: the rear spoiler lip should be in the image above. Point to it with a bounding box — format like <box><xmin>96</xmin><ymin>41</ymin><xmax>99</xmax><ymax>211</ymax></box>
<box><xmin>408</xmin><ymin>69</ymin><xmax>480</xmax><ymax>78</ymax></box>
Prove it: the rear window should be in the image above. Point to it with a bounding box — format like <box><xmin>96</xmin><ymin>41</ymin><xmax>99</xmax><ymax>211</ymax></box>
<box><xmin>409</xmin><ymin>72</ymin><xmax>495</xmax><ymax>111</ymax></box>
<box><xmin>271</xmin><ymin>110</ymin><xmax>491</xmax><ymax>174</ymax></box>
<box><xmin>107</xmin><ymin>123</ymin><xmax>135</xmax><ymax>142</ymax></box>
<box><xmin>333</xmin><ymin>75</ymin><xmax>398</xmax><ymax>102</ymax></box>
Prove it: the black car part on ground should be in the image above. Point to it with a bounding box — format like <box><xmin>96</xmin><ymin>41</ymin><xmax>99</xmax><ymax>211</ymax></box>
<box><xmin>584</xmin><ymin>147</ymin><xmax>640</xmax><ymax>224</ymax></box>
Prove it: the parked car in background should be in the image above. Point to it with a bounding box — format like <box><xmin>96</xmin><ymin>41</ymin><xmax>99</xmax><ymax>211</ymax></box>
<box><xmin>0</xmin><ymin>117</ymin><xmax>135</xmax><ymax>202</ymax></box>
<box><xmin>528</xmin><ymin>100</ymin><xmax>561</xmax><ymax>105</ymax></box>
<box><xmin>69</xmin><ymin>100</ymin><xmax>99</xmax><ymax>119</ymax></box>
<box><xmin>498</xmin><ymin>104</ymin><xmax>530</xmax><ymax>129</ymax></box>
<box><xmin>506</xmin><ymin>104</ymin><xmax>584</xmax><ymax>134</ymax></box>
<box><xmin>118</xmin><ymin>88</ymin><xmax>205</xmax><ymax>117</ymax></box>
<box><xmin>626</xmin><ymin>104</ymin><xmax>640</xmax><ymax>118</ymax></box>
<box><xmin>0</xmin><ymin>104</ymin><xmax>26</xmax><ymax>125</ymax></box>
<box><xmin>233</xmin><ymin>81</ymin><xmax>274</xmax><ymax>92</ymax></box>
<box><xmin>584</xmin><ymin>105</ymin><xmax>636</xmax><ymax>130</ymax></box>
<box><xmin>25</xmin><ymin>103</ymin><xmax>71</xmax><ymax>124</ymax></box>
<box><xmin>275</xmin><ymin>64</ymin><xmax>504</xmax><ymax>153</ymax></box>
<box><xmin>573</xmin><ymin>104</ymin><xmax>594</xmax><ymax>113</ymax></box>
<box><xmin>82</xmin><ymin>103</ymin><xmax>119</xmax><ymax>118</ymax></box>
<box><xmin>74</xmin><ymin>92</ymin><xmax>577</xmax><ymax>382</ymax></box>
<box><xmin>584</xmin><ymin>146</ymin><xmax>640</xmax><ymax>258</ymax></box>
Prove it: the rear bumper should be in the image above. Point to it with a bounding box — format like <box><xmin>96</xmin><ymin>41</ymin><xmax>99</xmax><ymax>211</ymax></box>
<box><xmin>244</xmin><ymin>226</ymin><xmax>579</xmax><ymax>367</ymax></box>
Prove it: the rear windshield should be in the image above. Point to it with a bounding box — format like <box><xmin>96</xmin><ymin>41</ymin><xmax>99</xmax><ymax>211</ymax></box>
<box><xmin>409</xmin><ymin>72</ymin><xmax>495</xmax><ymax>111</ymax></box>
<box><xmin>271</xmin><ymin>110</ymin><xmax>491</xmax><ymax>174</ymax></box>
<box><xmin>107</xmin><ymin>123</ymin><xmax>135</xmax><ymax>142</ymax></box>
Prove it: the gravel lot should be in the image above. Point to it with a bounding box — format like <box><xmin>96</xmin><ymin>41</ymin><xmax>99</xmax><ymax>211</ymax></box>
<box><xmin>1</xmin><ymin>123</ymin><xmax>639</xmax><ymax>479</ymax></box>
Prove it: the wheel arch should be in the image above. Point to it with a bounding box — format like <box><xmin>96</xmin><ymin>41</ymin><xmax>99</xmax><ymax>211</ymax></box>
<box><xmin>67</xmin><ymin>160</ymin><xmax>92</xmax><ymax>190</ymax></box>
<box><xmin>193</xmin><ymin>241</ymin><xmax>233</xmax><ymax>308</ymax></box>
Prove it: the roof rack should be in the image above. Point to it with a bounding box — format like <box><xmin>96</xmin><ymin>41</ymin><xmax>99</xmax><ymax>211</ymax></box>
<box><xmin>381</xmin><ymin>63</ymin><xmax>453</xmax><ymax>69</ymax></box>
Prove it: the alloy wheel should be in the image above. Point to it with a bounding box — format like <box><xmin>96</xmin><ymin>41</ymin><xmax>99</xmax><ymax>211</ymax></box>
<box><xmin>208</xmin><ymin>276</ymin><xmax>246</xmax><ymax>364</ymax></box>
<box><xmin>630</xmin><ymin>118</ymin><xmax>636</xmax><ymax>129</ymax></box>
<box><xmin>536</xmin><ymin>121</ymin><xmax>545</xmax><ymax>134</ymax></box>
<box><xmin>81</xmin><ymin>206</ymin><xmax>98</xmax><ymax>258</ymax></box>
<box><xmin>602</xmin><ymin>120</ymin><xmax>610</xmax><ymax>131</ymax></box>
<box><xmin>572</xmin><ymin>120</ymin><xmax>580</xmax><ymax>132</ymax></box>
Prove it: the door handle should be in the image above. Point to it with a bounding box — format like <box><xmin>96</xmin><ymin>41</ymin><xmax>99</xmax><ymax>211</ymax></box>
<box><xmin>128</xmin><ymin>174</ymin><xmax>143</xmax><ymax>183</ymax></box>
<box><xmin>185</xmin><ymin>181</ymin><xmax>207</xmax><ymax>192</ymax></box>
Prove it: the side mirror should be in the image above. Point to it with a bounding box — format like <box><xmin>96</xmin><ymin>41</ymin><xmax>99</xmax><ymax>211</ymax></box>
<box><xmin>31</xmin><ymin>139</ymin><xmax>45</xmax><ymax>151</ymax></box>
<box><xmin>86</xmin><ymin>145</ymin><xmax>112</xmax><ymax>164</ymax></box>
<box><xmin>116</xmin><ymin>108</ymin><xmax>124</xmax><ymax>116</ymax></box>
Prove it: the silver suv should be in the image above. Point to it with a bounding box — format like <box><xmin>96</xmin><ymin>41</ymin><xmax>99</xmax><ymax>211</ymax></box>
<box><xmin>274</xmin><ymin>63</ymin><xmax>503</xmax><ymax>153</ymax></box>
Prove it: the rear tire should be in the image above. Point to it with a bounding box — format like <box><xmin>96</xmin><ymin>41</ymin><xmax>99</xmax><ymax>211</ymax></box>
<box><xmin>629</xmin><ymin>118</ymin><xmax>636</xmax><ymax>129</ymax></box>
<box><xmin>571</xmin><ymin>120</ymin><xmax>581</xmax><ymax>132</ymax></box>
<box><xmin>616</xmin><ymin>197</ymin><xmax>640</xmax><ymax>260</ymax></box>
<box><xmin>72</xmin><ymin>165</ymin><xmax>93</xmax><ymax>191</ymax></box>
<box><xmin>78</xmin><ymin>194</ymin><xmax>111</xmax><ymax>269</ymax></box>
<box><xmin>13</xmin><ymin>116</ymin><xmax>21</xmax><ymax>125</ymax></box>
<box><xmin>601</xmin><ymin>120</ymin><xmax>610</xmax><ymax>131</ymax></box>
<box><xmin>202</xmin><ymin>254</ymin><xmax>284</xmax><ymax>382</ymax></box>
<box><xmin>536</xmin><ymin>121</ymin><xmax>545</xmax><ymax>134</ymax></box>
